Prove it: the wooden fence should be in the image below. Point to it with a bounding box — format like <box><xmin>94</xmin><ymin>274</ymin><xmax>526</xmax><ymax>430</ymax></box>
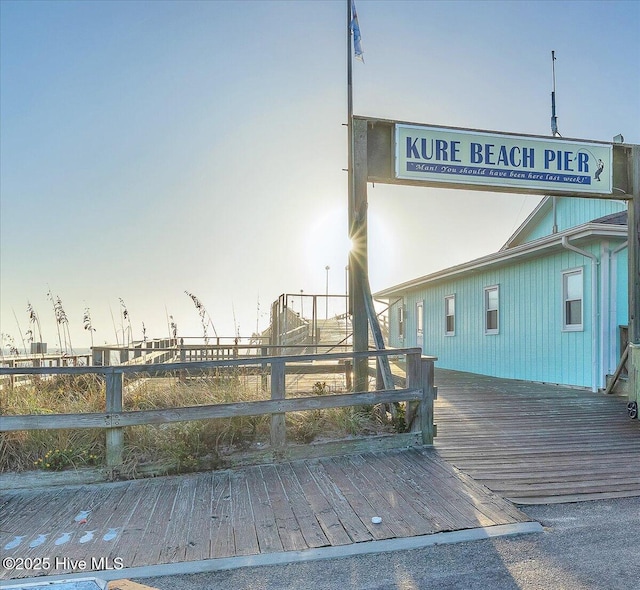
<box><xmin>0</xmin><ymin>348</ymin><xmax>436</xmax><ymax>475</ymax></box>
<box><xmin>0</xmin><ymin>353</ymin><xmax>92</xmax><ymax>389</ymax></box>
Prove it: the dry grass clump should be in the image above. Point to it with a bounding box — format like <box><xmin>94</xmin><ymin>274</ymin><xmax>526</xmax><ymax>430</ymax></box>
<box><xmin>287</xmin><ymin>381</ymin><xmax>393</xmax><ymax>444</ymax></box>
<box><xmin>1</xmin><ymin>374</ymin><xmax>107</xmax><ymax>472</ymax></box>
<box><xmin>0</xmin><ymin>428</ymin><xmax>105</xmax><ymax>473</ymax></box>
<box><xmin>2</xmin><ymin>372</ymin><xmax>387</xmax><ymax>476</ymax></box>
<box><xmin>4</xmin><ymin>374</ymin><xmax>105</xmax><ymax>415</ymax></box>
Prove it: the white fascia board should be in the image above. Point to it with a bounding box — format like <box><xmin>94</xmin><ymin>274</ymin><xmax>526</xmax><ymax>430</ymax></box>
<box><xmin>374</xmin><ymin>223</ymin><xmax>626</xmax><ymax>298</ymax></box>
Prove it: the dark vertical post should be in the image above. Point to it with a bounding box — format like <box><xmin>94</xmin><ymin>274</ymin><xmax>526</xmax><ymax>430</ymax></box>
<box><xmin>405</xmin><ymin>350</ymin><xmax>421</xmax><ymax>432</ymax></box>
<box><xmin>105</xmin><ymin>369</ymin><xmax>124</xmax><ymax>469</ymax></box>
<box><xmin>344</xmin><ymin>359</ymin><xmax>353</xmax><ymax>391</ymax></box>
<box><xmin>628</xmin><ymin>146</ymin><xmax>640</xmax><ymax>403</ymax></box>
<box><xmin>420</xmin><ymin>357</ymin><xmax>436</xmax><ymax>444</ymax></box>
<box><xmin>261</xmin><ymin>346</ymin><xmax>268</xmax><ymax>390</ymax></box>
<box><xmin>270</xmin><ymin>360</ymin><xmax>286</xmax><ymax>450</ymax></box>
<box><xmin>347</xmin><ymin>0</ymin><xmax>367</xmax><ymax>391</ymax></box>
<box><xmin>92</xmin><ymin>348</ymin><xmax>102</xmax><ymax>367</ymax></box>
<box><xmin>351</xmin><ymin>118</ymin><xmax>369</xmax><ymax>391</ymax></box>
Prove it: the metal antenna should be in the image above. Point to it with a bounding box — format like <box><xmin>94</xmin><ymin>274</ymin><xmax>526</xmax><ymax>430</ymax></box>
<box><xmin>551</xmin><ymin>50</ymin><xmax>561</xmax><ymax>137</ymax></box>
<box><xmin>550</xmin><ymin>51</ymin><xmax>560</xmax><ymax>234</ymax></box>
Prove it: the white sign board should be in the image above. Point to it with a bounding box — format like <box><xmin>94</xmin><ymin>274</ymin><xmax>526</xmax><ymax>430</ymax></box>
<box><xmin>395</xmin><ymin>124</ymin><xmax>613</xmax><ymax>194</ymax></box>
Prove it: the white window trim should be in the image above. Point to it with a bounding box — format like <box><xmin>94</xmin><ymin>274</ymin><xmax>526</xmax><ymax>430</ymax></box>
<box><xmin>444</xmin><ymin>294</ymin><xmax>455</xmax><ymax>336</ymax></box>
<box><xmin>484</xmin><ymin>285</ymin><xmax>499</xmax><ymax>335</ymax></box>
<box><xmin>562</xmin><ymin>267</ymin><xmax>584</xmax><ymax>332</ymax></box>
<box><xmin>398</xmin><ymin>302</ymin><xmax>405</xmax><ymax>340</ymax></box>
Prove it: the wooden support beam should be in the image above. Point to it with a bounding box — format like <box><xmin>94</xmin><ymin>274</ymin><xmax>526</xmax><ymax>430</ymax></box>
<box><xmin>105</xmin><ymin>369</ymin><xmax>124</xmax><ymax>469</ymax></box>
<box><xmin>270</xmin><ymin>360</ymin><xmax>286</xmax><ymax>449</ymax></box>
<box><xmin>628</xmin><ymin>146</ymin><xmax>640</xmax><ymax>405</ymax></box>
<box><xmin>363</xmin><ymin>273</ymin><xmax>394</xmax><ymax>391</ymax></box>
<box><xmin>351</xmin><ymin>117</ymin><xmax>370</xmax><ymax>392</ymax></box>
<box><xmin>605</xmin><ymin>345</ymin><xmax>629</xmax><ymax>395</ymax></box>
<box><xmin>419</xmin><ymin>357</ymin><xmax>436</xmax><ymax>444</ymax></box>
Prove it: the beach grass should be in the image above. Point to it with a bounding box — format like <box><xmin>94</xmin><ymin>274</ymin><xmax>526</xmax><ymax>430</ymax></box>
<box><xmin>1</xmin><ymin>372</ymin><xmax>389</xmax><ymax>476</ymax></box>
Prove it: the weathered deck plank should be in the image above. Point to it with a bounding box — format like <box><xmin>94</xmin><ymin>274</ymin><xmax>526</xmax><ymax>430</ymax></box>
<box><xmin>229</xmin><ymin>470</ymin><xmax>259</xmax><ymax>556</ymax></box>
<box><xmin>106</xmin><ymin>480</ymin><xmax>161</xmax><ymax>565</ymax></box>
<box><xmin>157</xmin><ymin>475</ymin><xmax>198</xmax><ymax>563</ymax></box>
<box><xmin>391</xmin><ymin>449</ymin><xmax>495</xmax><ymax>529</ymax></box>
<box><xmin>21</xmin><ymin>485</ymin><xmax>105</xmax><ymax>561</ymax></box>
<box><xmin>318</xmin><ymin>457</ymin><xmax>396</xmax><ymax>540</ymax></box>
<box><xmin>209</xmin><ymin>471</ymin><xmax>234</xmax><ymax>558</ymax></box>
<box><xmin>434</xmin><ymin>369</ymin><xmax>640</xmax><ymax>504</ymax></box>
<box><xmin>274</xmin><ymin>463</ymin><xmax>330</xmax><ymax>548</ymax></box>
<box><xmin>332</xmin><ymin>455</ymin><xmax>422</xmax><ymax>538</ymax></box>
<box><xmin>260</xmin><ymin>464</ymin><xmax>307</xmax><ymax>552</ymax></box>
<box><xmin>303</xmin><ymin>458</ymin><xmax>374</xmax><ymax>543</ymax></box>
<box><xmin>130</xmin><ymin>478</ymin><xmax>181</xmax><ymax>567</ymax></box>
<box><xmin>183</xmin><ymin>470</ymin><xmax>214</xmax><ymax>561</ymax></box>
<box><xmin>245</xmin><ymin>465</ymin><xmax>283</xmax><ymax>553</ymax></box>
<box><xmin>53</xmin><ymin>483</ymin><xmax>130</xmax><ymax>565</ymax></box>
<box><xmin>370</xmin><ymin>451</ymin><xmax>446</xmax><ymax>532</ymax></box>
<box><xmin>1</xmin><ymin>448</ymin><xmax>533</xmax><ymax>581</ymax></box>
<box><xmin>288</xmin><ymin>461</ymin><xmax>353</xmax><ymax>547</ymax></box>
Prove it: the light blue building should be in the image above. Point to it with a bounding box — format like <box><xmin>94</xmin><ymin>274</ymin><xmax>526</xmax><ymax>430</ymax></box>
<box><xmin>376</xmin><ymin>197</ymin><xmax>629</xmax><ymax>391</ymax></box>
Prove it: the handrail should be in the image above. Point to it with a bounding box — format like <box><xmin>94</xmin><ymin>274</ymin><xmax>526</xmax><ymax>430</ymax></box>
<box><xmin>0</xmin><ymin>348</ymin><xmax>428</xmax><ymax>376</ymax></box>
<box><xmin>0</xmin><ymin>348</ymin><xmax>436</xmax><ymax>474</ymax></box>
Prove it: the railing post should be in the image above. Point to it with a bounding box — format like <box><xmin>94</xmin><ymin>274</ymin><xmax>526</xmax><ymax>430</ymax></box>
<box><xmin>120</xmin><ymin>348</ymin><xmax>129</xmax><ymax>364</ymax></box>
<box><xmin>261</xmin><ymin>347</ymin><xmax>268</xmax><ymax>390</ymax></box>
<box><xmin>270</xmin><ymin>360</ymin><xmax>286</xmax><ymax>451</ymax></box>
<box><xmin>376</xmin><ymin>359</ymin><xmax>384</xmax><ymax>391</ymax></box>
<box><xmin>406</xmin><ymin>351</ymin><xmax>421</xmax><ymax>431</ymax></box>
<box><xmin>105</xmin><ymin>369</ymin><xmax>124</xmax><ymax>471</ymax></box>
<box><xmin>419</xmin><ymin>357</ymin><xmax>436</xmax><ymax>445</ymax></box>
<box><xmin>9</xmin><ymin>359</ymin><xmax>15</xmax><ymax>388</ymax></box>
<box><xmin>344</xmin><ymin>359</ymin><xmax>353</xmax><ymax>391</ymax></box>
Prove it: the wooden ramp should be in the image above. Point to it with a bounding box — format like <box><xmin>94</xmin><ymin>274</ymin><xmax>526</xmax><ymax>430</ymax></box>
<box><xmin>433</xmin><ymin>369</ymin><xmax>640</xmax><ymax>504</ymax></box>
<box><xmin>0</xmin><ymin>449</ymin><xmax>532</xmax><ymax>581</ymax></box>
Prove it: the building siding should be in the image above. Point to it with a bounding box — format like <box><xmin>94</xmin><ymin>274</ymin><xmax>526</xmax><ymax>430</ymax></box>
<box><xmin>384</xmin><ymin>196</ymin><xmax>630</xmax><ymax>390</ymax></box>
<box><xmin>390</xmin><ymin>246</ymin><xmax>610</xmax><ymax>388</ymax></box>
<box><xmin>514</xmin><ymin>198</ymin><xmax>626</xmax><ymax>245</ymax></box>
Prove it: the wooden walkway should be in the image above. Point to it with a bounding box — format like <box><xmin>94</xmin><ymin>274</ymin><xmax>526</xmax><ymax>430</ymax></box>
<box><xmin>0</xmin><ymin>449</ymin><xmax>532</xmax><ymax>581</ymax></box>
<box><xmin>433</xmin><ymin>369</ymin><xmax>640</xmax><ymax>504</ymax></box>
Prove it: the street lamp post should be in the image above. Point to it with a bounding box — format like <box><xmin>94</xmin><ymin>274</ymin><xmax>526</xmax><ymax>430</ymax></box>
<box><xmin>345</xmin><ymin>265</ymin><xmax>349</xmax><ymax>340</ymax></box>
<box><xmin>325</xmin><ymin>265</ymin><xmax>330</xmax><ymax>319</ymax></box>
<box><xmin>300</xmin><ymin>289</ymin><xmax>304</xmax><ymax>319</ymax></box>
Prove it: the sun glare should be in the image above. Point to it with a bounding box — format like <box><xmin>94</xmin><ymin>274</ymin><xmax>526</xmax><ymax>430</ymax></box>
<box><xmin>302</xmin><ymin>207</ymin><xmax>351</xmax><ymax>288</ymax></box>
<box><xmin>302</xmin><ymin>205</ymin><xmax>395</xmax><ymax>293</ymax></box>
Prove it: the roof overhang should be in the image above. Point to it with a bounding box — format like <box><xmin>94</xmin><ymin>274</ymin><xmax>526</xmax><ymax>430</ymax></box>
<box><xmin>374</xmin><ymin>223</ymin><xmax>628</xmax><ymax>298</ymax></box>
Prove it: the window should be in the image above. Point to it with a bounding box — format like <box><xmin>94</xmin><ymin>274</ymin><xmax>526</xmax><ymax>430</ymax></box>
<box><xmin>444</xmin><ymin>295</ymin><xmax>455</xmax><ymax>335</ymax></box>
<box><xmin>563</xmin><ymin>269</ymin><xmax>583</xmax><ymax>330</ymax></box>
<box><xmin>417</xmin><ymin>302</ymin><xmax>424</xmax><ymax>337</ymax></box>
<box><xmin>484</xmin><ymin>286</ymin><xmax>499</xmax><ymax>334</ymax></box>
<box><xmin>398</xmin><ymin>304</ymin><xmax>405</xmax><ymax>339</ymax></box>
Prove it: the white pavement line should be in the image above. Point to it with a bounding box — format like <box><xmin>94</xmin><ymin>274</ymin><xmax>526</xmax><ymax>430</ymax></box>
<box><xmin>6</xmin><ymin>521</ymin><xmax>543</xmax><ymax>586</ymax></box>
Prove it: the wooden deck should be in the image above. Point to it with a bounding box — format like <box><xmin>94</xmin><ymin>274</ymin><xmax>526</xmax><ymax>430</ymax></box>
<box><xmin>0</xmin><ymin>449</ymin><xmax>531</xmax><ymax>581</ymax></box>
<box><xmin>433</xmin><ymin>369</ymin><xmax>640</xmax><ymax>504</ymax></box>
<box><xmin>5</xmin><ymin>368</ymin><xmax>637</xmax><ymax>581</ymax></box>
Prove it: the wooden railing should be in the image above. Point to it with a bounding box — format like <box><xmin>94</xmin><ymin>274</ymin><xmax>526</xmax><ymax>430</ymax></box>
<box><xmin>0</xmin><ymin>349</ymin><xmax>436</xmax><ymax>474</ymax></box>
<box><xmin>91</xmin><ymin>338</ymin><xmax>179</xmax><ymax>366</ymax></box>
<box><xmin>0</xmin><ymin>353</ymin><xmax>92</xmax><ymax>389</ymax></box>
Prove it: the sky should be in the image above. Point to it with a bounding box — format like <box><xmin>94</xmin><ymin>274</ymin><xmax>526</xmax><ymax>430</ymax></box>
<box><xmin>1</xmin><ymin>0</ymin><xmax>639</xmax><ymax>351</ymax></box>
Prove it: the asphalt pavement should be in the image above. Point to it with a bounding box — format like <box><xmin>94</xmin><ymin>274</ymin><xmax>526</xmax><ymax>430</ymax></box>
<box><xmin>138</xmin><ymin>496</ymin><xmax>640</xmax><ymax>590</ymax></box>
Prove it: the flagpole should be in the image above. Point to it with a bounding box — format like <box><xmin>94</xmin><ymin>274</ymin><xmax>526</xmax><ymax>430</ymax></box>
<box><xmin>347</xmin><ymin>0</ymin><xmax>369</xmax><ymax>391</ymax></box>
